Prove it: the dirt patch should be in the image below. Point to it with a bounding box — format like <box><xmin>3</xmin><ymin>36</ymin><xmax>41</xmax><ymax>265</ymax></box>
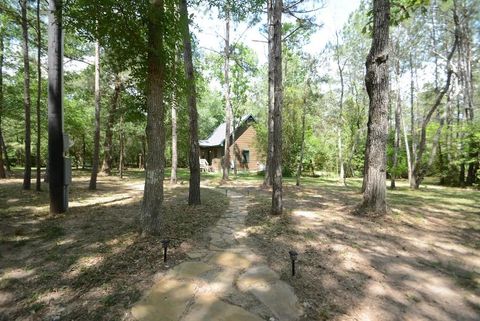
<box><xmin>0</xmin><ymin>174</ymin><xmax>228</xmax><ymax>321</ymax></box>
<box><xmin>243</xmin><ymin>179</ymin><xmax>480</xmax><ymax>321</ymax></box>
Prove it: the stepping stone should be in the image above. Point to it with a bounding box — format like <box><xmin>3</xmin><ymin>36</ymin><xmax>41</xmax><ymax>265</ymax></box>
<box><xmin>183</xmin><ymin>293</ymin><xmax>264</xmax><ymax>321</ymax></box>
<box><xmin>168</xmin><ymin>262</ymin><xmax>214</xmax><ymax>279</ymax></box>
<box><xmin>186</xmin><ymin>249</ymin><xmax>208</xmax><ymax>259</ymax></box>
<box><xmin>131</xmin><ymin>278</ymin><xmax>196</xmax><ymax>321</ymax></box>
<box><xmin>239</xmin><ymin>278</ymin><xmax>303</xmax><ymax>321</ymax></box>
<box><xmin>237</xmin><ymin>265</ymin><xmax>279</xmax><ymax>290</ymax></box>
<box><xmin>208</xmin><ymin>251</ymin><xmax>252</xmax><ymax>270</ymax></box>
<box><xmin>200</xmin><ymin>267</ymin><xmax>238</xmax><ymax>296</ymax></box>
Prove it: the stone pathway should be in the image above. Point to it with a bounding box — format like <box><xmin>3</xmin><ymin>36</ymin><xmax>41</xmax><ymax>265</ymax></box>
<box><xmin>131</xmin><ymin>191</ymin><xmax>303</xmax><ymax>321</ymax></box>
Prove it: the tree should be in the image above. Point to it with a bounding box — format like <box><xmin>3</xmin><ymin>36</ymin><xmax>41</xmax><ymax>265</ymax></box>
<box><xmin>180</xmin><ymin>0</ymin><xmax>201</xmax><ymax>205</ymax></box>
<box><xmin>139</xmin><ymin>0</ymin><xmax>167</xmax><ymax>235</ymax></box>
<box><xmin>334</xmin><ymin>31</ymin><xmax>347</xmax><ymax>186</ymax></box>
<box><xmin>101</xmin><ymin>74</ymin><xmax>122</xmax><ymax>175</ymax></box>
<box><xmin>48</xmin><ymin>0</ymin><xmax>67</xmax><ymax>213</ymax></box>
<box><xmin>357</xmin><ymin>0</ymin><xmax>390</xmax><ymax>216</ymax></box>
<box><xmin>222</xmin><ymin>5</ymin><xmax>232</xmax><ymax>180</ymax></box>
<box><xmin>0</xmin><ymin>19</ymin><xmax>6</xmax><ymax>179</ymax></box>
<box><xmin>271</xmin><ymin>0</ymin><xmax>283</xmax><ymax>215</ymax></box>
<box><xmin>21</xmin><ymin>0</ymin><xmax>31</xmax><ymax>190</ymax></box>
<box><xmin>89</xmin><ymin>40</ymin><xmax>101</xmax><ymax>190</ymax></box>
<box><xmin>35</xmin><ymin>0</ymin><xmax>41</xmax><ymax>191</ymax></box>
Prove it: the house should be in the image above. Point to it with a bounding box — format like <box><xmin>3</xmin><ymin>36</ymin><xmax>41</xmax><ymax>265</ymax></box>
<box><xmin>199</xmin><ymin>114</ymin><xmax>263</xmax><ymax>172</ymax></box>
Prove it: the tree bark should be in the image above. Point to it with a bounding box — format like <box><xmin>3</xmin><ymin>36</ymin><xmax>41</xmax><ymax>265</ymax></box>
<box><xmin>48</xmin><ymin>0</ymin><xmax>67</xmax><ymax>213</ymax></box>
<box><xmin>119</xmin><ymin>115</ymin><xmax>124</xmax><ymax>179</ymax></box>
<box><xmin>35</xmin><ymin>0</ymin><xmax>42</xmax><ymax>191</ymax></box>
<box><xmin>21</xmin><ymin>0</ymin><xmax>32</xmax><ymax>190</ymax></box>
<box><xmin>170</xmin><ymin>101</ymin><xmax>178</xmax><ymax>184</ymax></box>
<box><xmin>358</xmin><ymin>0</ymin><xmax>390</xmax><ymax>216</ymax></box>
<box><xmin>222</xmin><ymin>8</ymin><xmax>232</xmax><ymax>180</ymax></box>
<box><xmin>264</xmin><ymin>0</ymin><xmax>274</xmax><ymax>187</ymax></box>
<box><xmin>335</xmin><ymin>32</ymin><xmax>346</xmax><ymax>186</ymax></box>
<box><xmin>140</xmin><ymin>0</ymin><xmax>166</xmax><ymax>235</ymax></box>
<box><xmin>271</xmin><ymin>0</ymin><xmax>283</xmax><ymax>215</ymax></box>
<box><xmin>0</xmin><ymin>28</ymin><xmax>5</xmax><ymax>178</ymax></box>
<box><xmin>390</xmin><ymin>53</ymin><xmax>401</xmax><ymax>189</ymax></box>
<box><xmin>101</xmin><ymin>74</ymin><xmax>122</xmax><ymax>175</ymax></box>
<box><xmin>295</xmin><ymin>83</ymin><xmax>308</xmax><ymax>187</ymax></box>
<box><xmin>89</xmin><ymin>41</ymin><xmax>101</xmax><ymax>190</ymax></box>
<box><xmin>180</xmin><ymin>0</ymin><xmax>201</xmax><ymax>205</ymax></box>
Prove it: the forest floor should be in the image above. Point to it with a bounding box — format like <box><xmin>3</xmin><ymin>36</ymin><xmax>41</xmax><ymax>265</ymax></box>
<box><xmin>0</xmin><ymin>169</ymin><xmax>228</xmax><ymax>321</ymax></box>
<box><xmin>234</xmin><ymin>177</ymin><xmax>480</xmax><ymax>321</ymax></box>
<box><xmin>1</xmin><ymin>169</ymin><xmax>479</xmax><ymax>321</ymax></box>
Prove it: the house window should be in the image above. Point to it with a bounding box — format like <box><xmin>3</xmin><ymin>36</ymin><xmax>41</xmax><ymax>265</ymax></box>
<box><xmin>242</xmin><ymin>150</ymin><xmax>250</xmax><ymax>163</ymax></box>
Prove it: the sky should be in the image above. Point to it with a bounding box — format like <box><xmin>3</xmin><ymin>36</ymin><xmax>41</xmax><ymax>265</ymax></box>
<box><xmin>192</xmin><ymin>0</ymin><xmax>361</xmax><ymax>65</ymax></box>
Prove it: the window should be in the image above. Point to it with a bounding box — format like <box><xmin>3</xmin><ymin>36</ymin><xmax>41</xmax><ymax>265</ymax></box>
<box><xmin>242</xmin><ymin>150</ymin><xmax>250</xmax><ymax>163</ymax></box>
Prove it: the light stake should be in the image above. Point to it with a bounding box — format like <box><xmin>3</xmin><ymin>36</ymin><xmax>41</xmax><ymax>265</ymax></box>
<box><xmin>161</xmin><ymin>239</ymin><xmax>170</xmax><ymax>262</ymax></box>
<box><xmin>289</xmin><ymin>250</ymin><xmax>298</xmax><ymax>276</ymax></box>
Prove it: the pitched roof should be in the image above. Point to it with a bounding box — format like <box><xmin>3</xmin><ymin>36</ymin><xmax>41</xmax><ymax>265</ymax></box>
<box><xmin>199</xmin><ymin>114</ymin><xmax>255</xmax><ymax>147</ymax></box>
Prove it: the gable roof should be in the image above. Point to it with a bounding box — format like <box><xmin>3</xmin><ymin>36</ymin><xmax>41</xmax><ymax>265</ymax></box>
<box><xmin>199</xmin><ymin>114</ymin><xmax>255</xmax><ymax>147</ymax></box>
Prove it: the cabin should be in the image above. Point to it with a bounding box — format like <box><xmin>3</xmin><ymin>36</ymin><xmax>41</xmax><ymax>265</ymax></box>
<box><xmin>199</xmin><ymin>114</ymin><xmax>264</xmax><ymax>172</ymax></box>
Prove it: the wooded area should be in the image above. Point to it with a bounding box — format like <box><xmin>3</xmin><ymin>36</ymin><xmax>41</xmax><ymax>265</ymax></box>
<box><xmin>0</xmin><ymin>0</ymin><xmax>479</xmax><ymax>320</ymax></box>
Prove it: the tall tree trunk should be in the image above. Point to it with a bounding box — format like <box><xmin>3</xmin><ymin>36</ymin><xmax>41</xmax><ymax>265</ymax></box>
<box><xmin>335</xmin><ymin>32</ymin><xmax>345</xmax><ymax>186</ymax></box>
<box><xmin>101</xmin><ymin>74</ymin><xmax>122</xmax><ymax>175</ymax></box>
<box><xmin>222</xmin><ymin>8</ymin><xmax>232</xmax><ymax>180</ymax></box>
<box><xmin>89</xmin><ymin>41</ymin><xmax>101</xmax><ymax>190</ymax></box>
<box><xmin>411</xmin><ymin>27</ymin><xmax>457</xmax><ymax>189</ymax></box>
<box><xmin>170</xmin><ymin>102</ymin><xmax>177</xmax><ymax>184</ymax></box>
<box><xmin>264</xmin><ymin>0</ymin><xmax>274</xmax><ymax>187</ymax></box>
<box><xmin>180</xmin><ymin>0</ymin><xmax>200</xmax><ymax>205</ymax></box>
<box><xmin>408</xmin><ymin>52</ymin><xmax>416</xmax><ymax>188</ymax></box>
<box><xmin>140</xmin><ymin>0</ymin><xmax>166</xmax><ymax>235</ymax></box>
<box><xmin>295</xmin><ymin>85</ymin><xmax>307</xmax><ymax>187</ymax></box>
<box><xmin>82</xmin><ymin>134</ymin><xmax>86</xmax><ymax>169</ymax></box>
<box><xmin>402</xmin><ymin>107</ymin><xmax>413</xmax><ymax>183</ymax></box>
<box><xmin>119</xmin><ymin>115</ymin><xmax>124</xmax><ymax>179</ymax></box>
<box><xmin>48</xmin><ymin>0</ymin><xmax>67</xmax><ymax>213</ymax></box>
<box><xmin>21</xmin><ymin>0</ymin><xmax>32</xmax><ymax>190</ymax></box>
<box><xmin>358</xmin><ymin>0</ymin><xmax>390</xmax><ymax>216</ymax></box>
<box><xmin>271</xmin><ymin>0</ymin><xmax>283</xmax><ymax>215</ymax></box>
<box><xmin>0</xmin><ymin>28</ymin><xmax>5</xmax><ymax>178</ymax></box>
<box><xmin>390</xmin><ymin>52</ymin><xmax>401</xmax><ymax>189</ymax></box>
<box><xmin>35</xmin><ymin>0</ymin><xmax>41</xmax><ymax>191</ymax></box>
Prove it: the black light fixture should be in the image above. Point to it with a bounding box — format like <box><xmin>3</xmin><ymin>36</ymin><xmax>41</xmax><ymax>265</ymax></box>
<box><xmin>161</xmin><ymin>239</ymin><xmax>171</xmax><ymax>262</ymax></box>
<box><xmin>289</xmin><ymin>250</ymin><xmax>298</xmax><ymax>276</ymax></box>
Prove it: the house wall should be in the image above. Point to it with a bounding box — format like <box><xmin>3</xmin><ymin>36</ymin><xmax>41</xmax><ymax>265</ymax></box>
<box><xmin>200</xmin><ymin>125</ymin><xmax>264</xmax><ymax>172</ymax></box>
<box><xmin>229</xmin><ymin>125</ymin><xmax>262</xmax><ymax>171</ymax></box>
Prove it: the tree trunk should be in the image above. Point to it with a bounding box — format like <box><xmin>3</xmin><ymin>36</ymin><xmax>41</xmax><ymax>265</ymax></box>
<box><xmin>335</xmin><ymin>32</ymin><xmax>345</xmax><ymax>186</ymax></box>
<box><xmin>264</xmin><ymin>0</ymin><xmax>274</xmax><ymax>187</ymax></box>
<box><xmin>222</xmin><ymin>8</ymin><xmax>232</xmax><ymax>181</ymax></box>
<box><xmin>21</xmin><ymin>0</ymin><xmax>32</xmax><ymax>190</ymax></box>
<box><xmin>119</xmin><ymin>115</ymin><xmax>124</xmax><ymax>179</ymax></box>
<box><xmin>295</xmin><ymin>86</ymin><xmax>307</xmax><ymax>187</ymax></box>
<box><xmin>180</xmin><ymin>0</ymin><xmax>201</xmax><ymax>205</ymax></box>
<box><xmin>48</xmin><ymin>0</ymin><xmax>67</xmax><ymax>213</ymax></box>
<box><xmin>89</xmin><ymin>41</ymin><xmax>101</xmax><ymax>190</ymax></box>
<box><xmin>0</xmin><ymin>29</ymin><xmax>5</xmax><ymax>178</ymax></box>
<box><xmin>101</xmin><ymin>74</ymin><xmax>122</xmax><ymax>175</ymax></box>
<box><xmin>408</xmin><ymin>52</ymin><xmax>416</xmax><ymax>188</ymax></box>
<box><xmin>357</xmin><ymin>0</ymin><xmax>390</xmax><ymax>216</ymax></box>
<box><xmin>140</xmin><ymin>0</ymin><xmax>166</xmax><ymax>235</ymax></box>
<box><xmin>271</xmin><ymin>0</ymin><xmax>283</xmax><ymax>215</ymax></box>
<box><xmin>35</xmin><ymin>0</ymin><xmax>42</xmax><ymax>191</ymax></box>
<box><xmin>390</xmin><ymin>54</ymin><xmax>401</xmax><ymax>189</ymax></box>
<box><xmin>170</xmin><ymin>101</ymin><xmax>177</xmax><ymax>184</ymax></box>
<box><xmin>411</xmin><ymin>29</ymin><xmax>457</xmax><ymax>188</ymax></box>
